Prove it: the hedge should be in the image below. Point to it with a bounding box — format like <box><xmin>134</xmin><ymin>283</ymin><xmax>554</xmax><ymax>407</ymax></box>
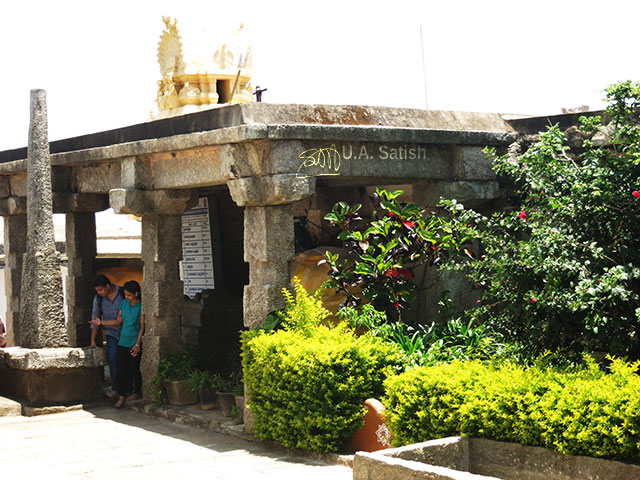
<box><xmin>242</xmin><ymin>324</ymin><xmax>401</xmax><ymax>452</ymax></box>
<box><xmin>383</xmin><ymin>358</ymin><xmax>640</xmax><ymax>462</ymax></box>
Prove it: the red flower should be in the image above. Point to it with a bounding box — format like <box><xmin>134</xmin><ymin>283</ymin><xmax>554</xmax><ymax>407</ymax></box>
<box><xmin>398</xmin><ymin>268</ymin><xmax>413</xmax><ymax>279</ymax></box>
<box><xmin>392</xmin><ymin>302</ymin><xmax>401</xmax><ymax>308</ymax></box>
<box><xmin>519</xmin><ymin>210</ymin><xmax>527</xmax><ymax>220</ymax></box>
<box><xmin>387</xmin><ymin>212</ymin><xmax>398</xmax><ymax>218</ymax></box>
<box><xmin>384</xmin><ymin>268</ymin><xmax>413</xmax><ymax>279</ymax></box>
<box><xmin>402</xmin><ymin>220</ymin><xmax>415</xmax><ymax>229</ymax></box>
<box><xmin>530</xmin><ymin>298</ymin><xmax>536</xmax><ymax>304</ymax></box>
<box><xmin>633</xmin><ymin>190</ymin><xmax>640</xmax><ymax>199</ymax></box>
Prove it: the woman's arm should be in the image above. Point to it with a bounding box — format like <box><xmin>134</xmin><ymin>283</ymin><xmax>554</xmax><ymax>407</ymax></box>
<box><xmin>89</xmin><ymin>310</ymin><xmax>123</xmax><ymax>328</ymax></box>
<box><xmin>131</xmin><ymin>314</ymin><xmax>145</xmax><ymax>356</ymax></box>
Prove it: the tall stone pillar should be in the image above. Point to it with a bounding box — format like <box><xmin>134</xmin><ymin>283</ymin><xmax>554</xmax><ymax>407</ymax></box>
<box><xmin>2</xmin><ymin>211</ymin><xmax>26</xmax><ymax>346</ymax></box>
<box><xmin>227</xmin><ymin>174</ymin><xmax>316</xmax><ymax>328</ymax></box>
<box><xmin>20</xmin><ymin>89</ymin><xmax>67</xmax><ymax>348</ymax></box>
<box><xmin>65</xmin><ymin>212</ymin><xmax>97</xmax><ymax>346</ymax></box>
<box><xmin>110</xmin><ymin>187</ymin><xmax>197</xmax><ymax>399</ymax></box>
<box><xmin>140</xmin><ymin>213</ymin><xmax>185</xmax><ymax>395</ymax></box>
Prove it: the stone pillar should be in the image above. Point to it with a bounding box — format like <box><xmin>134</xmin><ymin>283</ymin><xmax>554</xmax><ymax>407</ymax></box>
<box><xmin>110</xmin><ymin>187</ymin><xmax>197</xmax><ymax>399</ymax></box>
<box><xmin>20</xmin><ymin>89</ymin><xmax>67</xmax><ymax>348</ymax></box>
<box><xmin>65</xmin><ymin>212</ymin><xmax>97</xmax><ymax>347</ymax></box>
<box><xmin>140</xmin><ymin>213</ymin><xmax>185</xmax><ymax>396</ymax></box>
<box><xmin>54</xmin><ymin>193</ymin><xmax>109</xmax><ymax>347</ymax></box>
<box><xmin>2</xmin><ymin>212</ymin><xmax>26</xmax><ymax>346</ymax></box>
<box><xmin>227</xmin><ymin>174</ymin><xmax>316</xmax><ymax>328</ymax></box>
<box><xmin>242</xmin><ymin>204</ymin><xmax>295</xmax><ymax>327</ymax></box>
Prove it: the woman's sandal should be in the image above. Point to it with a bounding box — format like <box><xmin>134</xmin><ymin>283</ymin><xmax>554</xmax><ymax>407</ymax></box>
<box><xmin>126</xmin><ymin>393</ymin><xmax>141</xmax><ymax>402</ymax></box>
<box><xmin>114</xmin><ymin>396</ymin><xmax>125</xmax><ymax>409</ymax></box>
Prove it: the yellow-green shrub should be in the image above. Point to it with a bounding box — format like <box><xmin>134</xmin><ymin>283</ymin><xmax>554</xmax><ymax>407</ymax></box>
<box><xmin>242</xmin><ymin>325</ymin><xmax>400</xmax><ymax>452</ymax></box>
<box><xmin>383</xmin><ymin>358</ymin><xmax>640</xmax><ymax>461</ymax></box>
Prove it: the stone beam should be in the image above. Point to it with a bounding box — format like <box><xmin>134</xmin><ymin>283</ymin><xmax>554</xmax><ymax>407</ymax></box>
<box><xmin>109</xmin><ymin>188</ymin><xmax>198</xmax><ymax>216</ymax></box>
<box><xmin>52</xmin><ymin>193</ymin><xmax>109</xmax><ymax>213</ymax></box>
<box><xmin>0</xmin><ymin>196</ymin><xmax>26</xmax><ymax>215</ymax></box>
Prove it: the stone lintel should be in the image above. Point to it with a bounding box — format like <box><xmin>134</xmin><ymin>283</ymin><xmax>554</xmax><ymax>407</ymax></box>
<box><xmin>0</xmin><ymin>347</ymin><xmax>106</xmax><ymax>370</ymax></box>
<box><xmin>228</xmin><ymin>174</ymin><xmax>316</xmax><ymax>207</ymax></box>
<box><xmin>110</xmin><ymin>188</ymin><xmax>198</xmax><ymax>215</ymax></box>
<box><xmin>0</xmin><ymin>176</ymin><xmax>10</xmax><ymax>198</ymax></box>
<box><xmin>0</xmin><ymin>196</ymin><xmax>27</xmax><ymax>215</ymax></box>
<box><xmin>413</xmin><ymin>180</ymin><xmax>501</xmax><ymax>207</ymax></box>
<box><xmin>52</xmin><ymin>192</ymin><xmax>109</xmax><ymax>213</ymax></box>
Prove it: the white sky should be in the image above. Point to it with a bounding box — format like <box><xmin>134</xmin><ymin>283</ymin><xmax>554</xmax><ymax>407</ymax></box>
<box><xmin>1</xmin><ymin>0</ymin><xmax>639</xmax><ymax>152</ymax></box>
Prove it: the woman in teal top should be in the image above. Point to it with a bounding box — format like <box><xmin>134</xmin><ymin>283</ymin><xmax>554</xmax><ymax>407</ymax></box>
<box><xmin>113</xmin><ymin>280</ymin><xmax>145</xmax><ymax>408</ymax></box>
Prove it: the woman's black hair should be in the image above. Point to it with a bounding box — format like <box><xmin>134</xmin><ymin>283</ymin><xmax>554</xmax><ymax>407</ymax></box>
<box><xmin>123</xmin><ymin>280</ymin><xmax>142</xmax><ymax>299</ymax></box>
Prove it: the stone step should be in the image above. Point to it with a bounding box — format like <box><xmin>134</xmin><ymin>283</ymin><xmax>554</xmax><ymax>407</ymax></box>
<box><xmin>0</xmin><ymin>395</ymin><xmax>22</xmax><ymax>416</ymax></box>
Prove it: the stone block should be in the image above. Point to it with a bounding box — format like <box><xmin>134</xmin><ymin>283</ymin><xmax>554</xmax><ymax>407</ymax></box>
<box><xmin>0</xmin><ymin>395</ymin><xmax>22</xmax><ymax>416</ymax></box>
<box><xmin>52</xmin><ymin>192</ymin><xmax>109</xmax><ymax>213</ymax></box>
<box><xmin>121</xmin><ymin>156</ymin><xmax>152</xmax><ymax>190</ymax></box>
<box><xmin>0</xmin><ymin>176</ymin><xmax>10</xmax><ymax>198</ymax></box>
<box><xmin>228</xmin><ymin>174</ymin><xmax>316</xmax><ymax>206</ymax></box>
<box><xmin>243</xmin><ymin>205</ymin><xmax>295</xmax><ymax>264</ymax></box>
<box><xmin>9</xmin><ymin>173</ymin><xmax>27</xmax><ymax>197</ymax></box>
<box><xmin>243</xmin><ymin>284</ymin><xmax>285</xmax><ymax>328</ymax></box>
<box><xmin>454</xmin><ymin>146</ymin><xmax>496</xmax><ymax>181</ymax></box>
<box><xmin>0</xmin><ymin>196</ymin><xmax>27</xmax><ymax>215</ymax></box>
<box><xmin>413</xmin><ymin>180</ymin><xmax>500</xmax><ymax>207</ymax></box>
<box><xmin>74</xmin><ymin>163</ymin><xmax>121</xmax><ymax>193</ymax></box>
<box><xmin>110</xmin><ymin>188</ymin><xmax>198</xmax><ymax>215</ymax></box>
<box><xmin>0</xmin><ymin>347</ymin><xmax>106</xmax><ymax>407</ymax></box>
<box><xmin>353</xmin><ymin>436</ymin><xmax>640</xmax><ymax>480</ymax></box>
<box><xmin>0</xmin><ymin>347</ymin><xmax>106</xmax><ymax>370</ymax></box>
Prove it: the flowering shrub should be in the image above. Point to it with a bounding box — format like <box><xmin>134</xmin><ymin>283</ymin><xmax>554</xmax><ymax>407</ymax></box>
<box><xmin>323</xmin><ymin>188</ymin><xmax>470</xmax><ymax>317</ymax></box>
<box><xmin>444</xmin><ymin>81</ymin><xmax>640</xmax><ymax>358</ymax></box>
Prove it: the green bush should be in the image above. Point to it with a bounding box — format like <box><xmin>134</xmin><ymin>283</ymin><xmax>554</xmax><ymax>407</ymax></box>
<box><xmin>242</xmin><ymin>280</ymin><xmax>401</xmax><ymax>452</ymax></box>
<box><xmin>383</xmin><ymin>358</ymin><xmax>640</xmax><ymax>462</ymax></box>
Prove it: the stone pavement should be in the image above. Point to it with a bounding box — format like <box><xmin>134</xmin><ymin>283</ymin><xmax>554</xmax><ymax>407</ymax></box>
<box><xmin>0</xmin><ymin>405</ymin><xmax>353</xmax><ymax>479</ymax></box>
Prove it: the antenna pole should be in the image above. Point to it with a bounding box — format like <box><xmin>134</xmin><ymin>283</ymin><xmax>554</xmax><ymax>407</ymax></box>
<box><xmin>420</xmin><ymin>25</ymin><xmax>428</xmax><ymax>110</ymax></box>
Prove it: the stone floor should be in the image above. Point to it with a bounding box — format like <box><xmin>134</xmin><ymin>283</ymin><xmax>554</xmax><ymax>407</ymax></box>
<box><xmin>0</xmin><ymin>403</ymin><xmax>353</xmax><ymax>479</ymax></box>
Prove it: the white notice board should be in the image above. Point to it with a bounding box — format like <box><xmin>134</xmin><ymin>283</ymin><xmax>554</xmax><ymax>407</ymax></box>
<box><xmin>181</xmin><ymin>197</ymin><xmax>215</xmax><ymax>298</ymax></box>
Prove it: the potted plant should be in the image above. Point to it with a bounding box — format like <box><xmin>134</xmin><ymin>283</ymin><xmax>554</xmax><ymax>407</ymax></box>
<box><xmin>188</xmin><ymin>369</ymin><xmax>221</xmax><ymax>409</ymax></box>
<box><xmin>158</xmin><ymin>350</ymin><xmax>198</xmax><ymax>406</ymax></box>
<box><xmin>217</xmin><ymin>372</ymin><xmax>242</xmax><ymax>417</ymax></box>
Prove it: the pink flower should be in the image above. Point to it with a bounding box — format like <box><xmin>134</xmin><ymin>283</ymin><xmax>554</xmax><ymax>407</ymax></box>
<box><xmin>519</xmin><ymin>210</ymin><xmax>527</xmax><ymax>220</ymax></box>
<box><xmin>633</xmin><ymin>190</ymin><xmax>640</xmax><ymax>199</ymax></box>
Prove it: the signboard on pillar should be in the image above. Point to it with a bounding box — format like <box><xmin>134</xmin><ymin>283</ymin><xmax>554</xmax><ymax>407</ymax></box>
<box><xmin>181</xmin><ymin>197</ymin><xmax>215</xmax><ymax>298</ymax></box>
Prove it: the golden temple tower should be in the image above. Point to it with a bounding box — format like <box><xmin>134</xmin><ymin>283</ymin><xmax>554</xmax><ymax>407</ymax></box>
<box><xmin>153</xmin><ymin>17</ymin><xmax>253</xmax><ymax>119</ymax></box>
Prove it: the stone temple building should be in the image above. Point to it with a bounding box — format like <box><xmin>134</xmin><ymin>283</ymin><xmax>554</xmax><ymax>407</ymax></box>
<box><xmin>0</xmin><ymin>18</ymin><xmax>590</xmax><ymax>405</ymax></box>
